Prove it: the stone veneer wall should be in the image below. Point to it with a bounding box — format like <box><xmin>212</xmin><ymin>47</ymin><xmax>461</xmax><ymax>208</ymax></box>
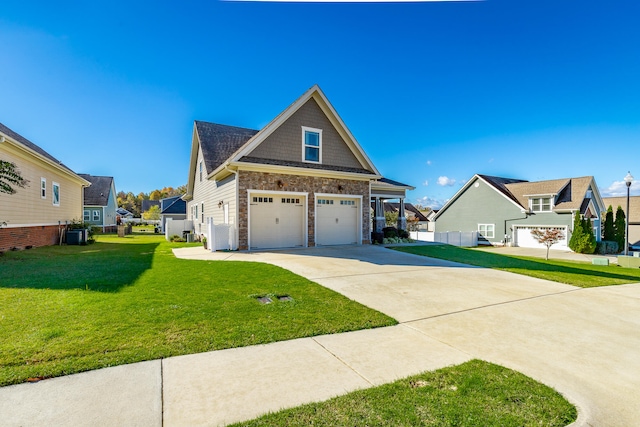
<box><xmin>237</xmin><ymin>170</ymin><xmax>371</xmax><ymax>250</ymax></box>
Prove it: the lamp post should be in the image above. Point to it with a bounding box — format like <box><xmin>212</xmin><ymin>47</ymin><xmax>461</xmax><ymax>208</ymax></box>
<box><xmin>624</xmin><ymin>172</ymin><xmax>634</xmax><ymax>256</ymax></box>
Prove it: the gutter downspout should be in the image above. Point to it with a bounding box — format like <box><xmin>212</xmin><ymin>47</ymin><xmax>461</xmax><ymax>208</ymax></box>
<box><xmin>504</xmin><ymin>211</ymin><xmax>529</xmax><ymax>246</ymax></box>
<box><xmin>224</xmin><ymin>165</ymin><xmax>239</xmax><ymax>250</ymax></box>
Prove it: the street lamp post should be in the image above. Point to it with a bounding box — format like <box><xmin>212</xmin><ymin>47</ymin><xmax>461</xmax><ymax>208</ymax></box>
<box><xmin>624</xmin><ymin>172</ymin><xmax>634</xmax><ymax>256</ymax></box>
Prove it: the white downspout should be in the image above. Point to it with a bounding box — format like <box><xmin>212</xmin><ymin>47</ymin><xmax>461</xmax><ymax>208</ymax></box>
<box><xmin>225</xmin><ymin>165</ymin><xmax>239</xmax><ymax>250</ymax></box>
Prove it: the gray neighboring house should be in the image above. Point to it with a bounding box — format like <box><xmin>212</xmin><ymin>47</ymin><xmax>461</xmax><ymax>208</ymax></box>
<box><xmin>160</xmin><ymin>195</ymin><xmax>187</xmax><ymax>232</ymax></box>
<box><xmin>602</xmin><ymin>196</ymin><xmax>640</xmax><ymax>248</ymax></box>
<box><xmin>79</xmin><ymin>174</ymin><xmax>118</xmax><ymax>232</ymax></box>
<box><xmin>434</xmin><ymin>174</ymin><xmax>606</xmax><ymax>249</ymax></box>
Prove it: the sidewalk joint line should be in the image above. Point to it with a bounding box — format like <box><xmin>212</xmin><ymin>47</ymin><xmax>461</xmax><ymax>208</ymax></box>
<box><xmin>161</xmin><ymin>358</ymin><xmax>165</xmax><ymax>427</ymax></box>
<box><xmin>311</xmin><ymin>338</ymin><xmax>375</xmax><ymax>387</ymax></box>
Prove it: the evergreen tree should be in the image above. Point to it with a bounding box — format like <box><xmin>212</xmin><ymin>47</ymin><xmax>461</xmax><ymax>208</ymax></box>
<box><xmin>603</xmin><ymin>205</ymin><xmax>615</xmax><ymax>241</ymax></box>
<box><xmin>583</xmin><ymin>217</ymin><xmax>596</xmax><ymax>254</ymax></box>
<box><xmin>614</xmin><ymin>206</ymin><xmax>626</xmax><ymax>252</ymax></box>
<box><xmin>568</xmin><ymin>211</ymin><xmax>584</xmax><ymax>252</ymax></box>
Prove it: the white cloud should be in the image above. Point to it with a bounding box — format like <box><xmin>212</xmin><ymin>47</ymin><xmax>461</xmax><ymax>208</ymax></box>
<box><xmin>426</xmin><ymin>160</ymin><xmax>432</xmax><ymax>166</ymax></box>
<box><xmin>437</xmin><ymin>176</ymin><xmax>456</xmax><ymax>186</ymax></box>
<box><xmin>415</xmin><ymin>196</ymin><xmax>446</xmax><ymax>209</ymax></box>
<box><xmin>600</xmin><ymin>180</ymin><xmax>640</xmax><ymax>197</ymax></box>
<box><xmin>422</xmin><ymin>180</ymin><xmax>429</xmax><ymax>186</ymax></box>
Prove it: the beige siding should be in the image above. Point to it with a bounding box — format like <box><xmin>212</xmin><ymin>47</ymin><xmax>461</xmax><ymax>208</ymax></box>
<box><xmin>247</xmin><ymin>98</ymin><xmax>363</xmax><ymax>170</ymax></box>
<box><xmin>0</xmin><ymin>144</ymin><xmax>84</xmax><ymax>227</ymax></box>
<box><xmin>188</xmin><ymin>146</ymin><xmax>237</xmax><ymax>235</ymax></box>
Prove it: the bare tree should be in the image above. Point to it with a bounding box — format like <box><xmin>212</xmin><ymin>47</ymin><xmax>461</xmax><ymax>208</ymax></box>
<box><xmin>0</xmin><ymin>160</ymin><xmax>28</xmax><ymax>194</ymax></box>
<box><xmin>531</xmin><ymin>228</ymin><xmax>565</xmax><ymax>260</ymax></box>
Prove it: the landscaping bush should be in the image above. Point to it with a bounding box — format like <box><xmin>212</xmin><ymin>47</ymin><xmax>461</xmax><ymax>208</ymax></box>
<box><xmin>371</xmin><ymin>232</ymin><xmax>384</xmax><ymax>244</ymax></box>
<box><xmin>383</xmin><ymin>227</ymin><xmax>398</xmax><ymax>238</ymax></box>
<box><xmin>596</xmin><ymin>240</ymin><xmax>619</xmax><ymax>255</ymax></box>
<box><xmin>398</xmin><ymin>229</ymin><xmax>409</xmax><ymax>239</ymax></box>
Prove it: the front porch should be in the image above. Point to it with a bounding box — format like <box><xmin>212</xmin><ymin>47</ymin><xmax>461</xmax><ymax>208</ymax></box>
<box><xmin>371</xmin><ymin>178</ymin><xmax>415</xmax><ymax>234</ymax></box>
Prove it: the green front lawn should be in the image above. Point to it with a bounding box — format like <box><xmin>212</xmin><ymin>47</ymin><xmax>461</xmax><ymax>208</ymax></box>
<box><xmin>395</xmin><ymin>244</ymin><xmax>640</xmax><ymax>287</ymax></box>
<box><xmin>230</xmin><ymin>359</ymin><xmax>577</xmax><ymax>427</ymax></box>
<box><xmin>0</xmin><ymin>234</ymin><xmax>395</xmax><ymax>386</ymax></box>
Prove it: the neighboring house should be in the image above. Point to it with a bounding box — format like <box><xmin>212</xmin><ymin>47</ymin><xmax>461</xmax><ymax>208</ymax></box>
<box><xmin>602</xmin><ymin>196</ymin><xmax>640</xmax><ymax>248</ymax></box>
<box><xmin>160</xmin><ymin>195</ymin><xmax>187</xmax><ymax>231</ymax></box>
<box><xmin>426</xmin><ymin>209</ymin><xmax>438</xmax><ymax>231</ymax></box>
<box><xmin>79</xmin><ymin>174</ymin><xmax>118</xmax><ymax>232</ymax></box>
<box><xmin>0</xmin><ymin>123</ymin><xmax>90</xmax><ymax>251</ymax></box>
<box><xmin>434</xmin><ymin>174</ymin><xmax>605</xmax><ymax>249</ymax></box>
<box><xmin>184</xmin><ymin>85</ymin><xmax>414</xmax><ymax>250</ymax></box>
<box><xmin>376</xmin><ymin>202</ymin><xmax>429</xmax><ymax>230</ymax></box>
<box><xmin>116</xmin><ymin>207</ymin><xmax>134</xmax><ymax>219</ymax></box>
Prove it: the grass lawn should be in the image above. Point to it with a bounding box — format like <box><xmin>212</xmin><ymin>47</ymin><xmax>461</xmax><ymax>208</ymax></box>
<box><xmin>395</xmin><ymin>244</ymin><xmax>640</xmax><ymax>287</ymax></box>
<box><xmin>0</xmin><ymin>233</ymin><xmax>396</xmax><ymax>386</ymax></box>
<box><xmin>230</xmin><ymin>359</ymin><xmax>577</xmax><ymax>427</ymax></box>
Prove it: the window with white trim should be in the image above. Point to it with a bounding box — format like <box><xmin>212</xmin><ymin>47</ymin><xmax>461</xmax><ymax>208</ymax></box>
<box><xmin>302</xmin><ymin>127</ymin><xmax>322</xmax><ymax>163</ymax></box>
<box><xmin>84</xmin><ymin>210</ymin><xmax>90</xmax><ymax>221</ymax></box>
<box><xmin>531</xmin><ymin>197</ymin><xmax>552</xmax><ymax>212</ymax></box>
<box><xmin>93</xmin><ymin>210</ymin><xmax>100</xmax><ymax>221</ymax></box>
<box><xmin>201</xmin><ymin>202</ymin><xmax>204</xmax><ymax>223</ymax></box>
<box><xmin>52</xmin><ymin>182</ymin><xmax>60</xmax><ymax>206</ymax></box>
<box><xmin>41</xmin><ymin>178</ymin><xmax>46</xmax><ymax>199</ymax></box>
<box><xmin>199</xmin><ymin>161</ymin><xmax>203</xmax><ymax>182</ymax></box>
<box><xmin>478</xmin><ymin>224</ymin><xmax>495</xmax><ymax>238</ymax></box>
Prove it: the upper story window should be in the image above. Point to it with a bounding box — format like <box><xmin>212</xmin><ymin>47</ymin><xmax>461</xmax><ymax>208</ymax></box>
<box><xmin>302</xmin><ymin>126</ymin><xmax>322</xmax><ymax>164</ymax></box>
<box><xmin>93</xmin><ymin>210</ymin><xmax>101</xmax><ymax>221</ymax></box>
<box><xmin>531</xmin><ymin>197</ymin><xmax>552</xmax><ymax>212</ymax></box>
<box><xmin>41</xmin><ymin>178</ymin><xmax>46</xmax><ymax>199</ymax></box>
<box><xmin>52</xmin><ymin>182</ymin><xmax>60</xmax><ymax>206</ymax></box>
<box><xmin>199</xmin><ymin>161</ymin><xmax>203</xmax><ymax>182</ymax></box>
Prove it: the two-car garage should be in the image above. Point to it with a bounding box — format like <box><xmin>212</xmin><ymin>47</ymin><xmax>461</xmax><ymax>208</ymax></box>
<box><xmin>248</xmin><ymin>191</ymin><xmax>361</xmax><ymax>250</ymax></box>
<box><xmin>513</xmin><ymin>225</ymin><xmax>569</xmax><ymax>250</ymax></box>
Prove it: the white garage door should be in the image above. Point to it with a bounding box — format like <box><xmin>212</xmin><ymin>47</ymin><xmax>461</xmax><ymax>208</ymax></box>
<box><xmin>249</xmin><ymin>194</ymin><xmax>305</xmax><ymax>249</ymax></box>
<box><xmin>514</xmin><ymin>226</ymin><xmax>568</xmax><ymax>250</ymax></box>
<box><xmin>316</xmin><ymin>196</ymin><xmax>359</xmax><ymax>246</ymax></box>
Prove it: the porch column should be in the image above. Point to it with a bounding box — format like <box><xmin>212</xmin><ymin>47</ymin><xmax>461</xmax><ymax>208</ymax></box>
<box><xmin>397</xmin><ymin>198</ymin><xmax>407</xmax><ymax>230</ymax></box>
<box><xmin>374</xmin><ymin>197</ymin><xmax>385</xmax><ymax>233</ymax></box>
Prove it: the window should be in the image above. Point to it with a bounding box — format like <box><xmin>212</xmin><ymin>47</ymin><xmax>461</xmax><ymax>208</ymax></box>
<box><xmin>84</xmin><ymin>210</ymin><xmax>90</xmax><ymax>221</ymax></box>
<box><xmin>201</xmin><ymin>203</ymin><xmax>204</xmax><ymax>223</ymax></box>
<box><xmin>281</xmin><ymin>198</ymin><xmax>300</xmax><ymax>204</ymax></box>
<box><xmin>302</xmin><ymin>127</ymin><xmax>322</xmax><ymax>163</ymax></box>
<box><xmin>317</xmin><ymin>199</ymin><xmax>334</xmax><ymax>205</ymax></box>
<box><xmin>531</xmin><ymin>197</ymin><xmax>552</xmax><ymax>212</ymax></box>
<box><xmin>52</xmin><ymin>182</ymin><xmax>60</xmax><ymax>206</ymax></box>
<box><xmin>252</xmin><ymin>197</ymin><xmax>273</xmax><ymax>203</ymax></box>
<box><xmin>93</xmin><ymin>210</ymin><xmax>100</xmax><ymax>221</ymax></box>
<box><xmin>478</xmin><ymin>224</ymin><xmax>495</xmax><ymax>238</ymax></box>
<box><xmin>41</xmin><ymin>178</ymin><xmax>46</xmax><ymax>199</ymax></box>
<box><xmin>199</xmin><ymin>161</ymin><xmax>203</xmax><ymax>182</ymax></box>
<box><xmin>340</xmin><ymin>200</ymin><xmax>355</xmax><ymax>206</ymax></box>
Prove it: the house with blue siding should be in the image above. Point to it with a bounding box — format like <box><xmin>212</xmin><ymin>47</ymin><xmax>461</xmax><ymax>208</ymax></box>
<box><xmin>434</xmin><ymin>174</ymin><xmax>605</xmax><ymax>250</ymax></box>
<box><xmin>79</xmin><ymin>174</ymin><xmax>118</xmax><ymax>232</ymax></box>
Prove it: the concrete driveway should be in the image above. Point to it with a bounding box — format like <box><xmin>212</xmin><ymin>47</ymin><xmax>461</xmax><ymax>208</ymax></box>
<box><xmin>2</xmin><ymin>244</ymin><xmax>639</xmax><ymax>426</ymax></box>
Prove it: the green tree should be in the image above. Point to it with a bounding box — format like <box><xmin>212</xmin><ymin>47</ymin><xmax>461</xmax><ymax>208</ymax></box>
<box><xmin>0</xmin><ymin>160</ymin><xmax>28</xmax><ymax>194</ymax></box>
<box><xmin>568</xmin><ymin>212</ymin><xmax>596</xmax><ymax>254</ymax></box>
<box><xmin>384</xmin><ymin>210</ymin><xmax>398</xmax><ymax>227</ymax></box>
<box><xmin>614</xmin><ymin>206</ymin><xmax>626</xmax><ymax>252</ymax></box>
<box><xmin>568</xmin><ymin>212</ymin><xmax>584</xmax><ymax>252</ymax></box>
<box><xmin>142</xmin><ymin>205</ymin><xmax>161</xmax><ymax>220</ymax></box>
<box><xmin>149</xmin><ymin>190</ymin><xmax>163</xmax><ymax>201</ymax></box>
<box><xmin>603</xmin><ymin>205</ymin><xmax>615</xmax><ymax>241</ymax></box>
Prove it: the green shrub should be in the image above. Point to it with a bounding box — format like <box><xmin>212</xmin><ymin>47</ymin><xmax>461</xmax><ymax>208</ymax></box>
<box><xmin>596</xmin><ymin>240</ymin><xmax>619</xmax><ymax>255</ymax></box>
<box><xmin>398</xmin><ymin>229</ymin><xmax>409</xmax><ymax>239</ymax></box>
<box><xmin>383</xmin><ymin>227</ymin><xmax>398</xmax><ymax>238</ymax></box>
<box><xmin>371</xmin><ymin>232</ymin><xmax>384</xmax><ymax>244</ymax></box>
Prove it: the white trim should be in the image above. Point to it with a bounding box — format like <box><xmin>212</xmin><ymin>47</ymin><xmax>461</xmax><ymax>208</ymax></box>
<box><xmin>513</xmin><ymin>224</ymin><xmax>569</xmax><ymax>248</ymax></box>
<box><xmin>314</xmin><ymin>192</ymin><xmax>363</xmax><ymax>246</ymax></box>
<box><xmin>301</xmin><ymin>126</ymin><xmax>322</xmax><ymax>164</ymax></box>
<box><xmin>247</xmin><ymin>189</ymin><xmax>309</xmax><ymax>250</ymax></box>
<box><xmin>530</xmin><ymin>196</ymin><xmax>553</xmax><ymax>213</ymax></box>
<box><xmin>84</xmin><ymin>209</ymin><xmax>91</xmax><ymax>221</ymax></box>
<box><xmin>52</xmin><ymin>181</ymin><xmax>60</xmax><ymax>206</ymax></box>
<box><xmin>477</xmin><ymin>223</ymin><xmax>495</xmax><ymax>239</ymax></box>
<box><xmin>40</xmin><ymin>177</ymin><xmax>47</xmax><ymax>199</ymax></box>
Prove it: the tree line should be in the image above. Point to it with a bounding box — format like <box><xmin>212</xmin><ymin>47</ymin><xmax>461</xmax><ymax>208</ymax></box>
<box><xmin>117</xmin><ymin>185</ymin><xmax>187</xmax><ymax>217</ymax></box>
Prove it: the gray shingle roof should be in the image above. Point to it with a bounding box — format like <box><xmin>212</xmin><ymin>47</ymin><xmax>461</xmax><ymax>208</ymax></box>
<box><xmin>195</xmin><ymin>121</ymin><xmax>259</xmax><ymax>174</ymax></box>
<box><xmin>160</xmin><ymin>196</ymin><xmax>186</xmax><ymax>215</ymax></box>
<box><xmin>0</xmin><ymin>122</ymin><xmax>76</xmax><ymax>174</ymax></box>
<box><xmin>603</xmin><ymin>196</ymin><xmax>640</xmax><ymax>223</ymax></box>
<box><xmin>142</xmin><ymin>200</ymin><xmax>160</xmax><ymax>212</ymax></box>
<box><xmin>79</xmin><ymin>174</ymin><xmax>113</xmax><ymax>206</ymax></box>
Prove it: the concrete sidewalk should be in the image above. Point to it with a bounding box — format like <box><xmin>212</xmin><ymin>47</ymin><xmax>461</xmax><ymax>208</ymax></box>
<box><xmin>2</xmin><ymin>244</ymin><xmax>640</xmax><ymax>426</ymax></box>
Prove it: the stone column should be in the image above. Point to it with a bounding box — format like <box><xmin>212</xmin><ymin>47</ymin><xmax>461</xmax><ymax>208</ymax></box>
<box><xmin>374</xmin><ymin>197</ymin><xmax>385</xmax><ymax>233</ymax></box>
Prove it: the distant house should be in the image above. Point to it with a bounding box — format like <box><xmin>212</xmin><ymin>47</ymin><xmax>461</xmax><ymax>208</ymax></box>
<box><xmin>160</xmin><ymin>195</ymin><xmax>187</xmax><ymax>231</ymax></box>
<box><xmin>116</xmin><ymin>207</ymin><xmax>134</xmax><ymax>219</ymax></box>
<box><xmin>376</xmin><ymin>202</ymin><xmax>429</xmax><ymax>230</ymax></box>
<box><xmin>141</xmin><ymin>200</ymin><xmax>161</xmax><ymax>219</ymax></box>
<box><xmin>79</xmin><ymin>174</ymin><xmax>118</xmax><ymax>232</ymax></box>
<box><xmin>434</xmin><ymin>174</ymin><xmax>605</xmax><ymax>249</ymax></box>
<box><xmin>0</xmin><ymin>122</ymin><xmax>90</xmax><ymax>251</ymax></box>
<box><xmin>602</xmin><ymin>196</ymin><xmax>640</xmax><ymax>248</ymax></box>
<box><xmin>184</xmin><ymin>85</ymin><xmax>413</xmax><ymax>250</ymax></box>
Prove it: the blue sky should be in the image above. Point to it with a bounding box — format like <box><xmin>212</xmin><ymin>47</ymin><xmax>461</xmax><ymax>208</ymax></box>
<box><xmin>1</xmin><ymin>0</ymin><xmax>639</xmax><ymax>208</ymax></box>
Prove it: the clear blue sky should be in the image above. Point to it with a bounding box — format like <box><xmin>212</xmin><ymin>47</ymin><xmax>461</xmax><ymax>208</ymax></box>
<box><xmin>2</xmin><ymin>0</ymin><xmax>639</xmax><ymax>208</ymax></box>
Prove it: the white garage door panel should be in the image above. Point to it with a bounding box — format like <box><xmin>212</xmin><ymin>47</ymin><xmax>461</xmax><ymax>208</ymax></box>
<box><xmin>250</xmin><ymin>195</ymin><xmax>305</xmax><ymax>249</ymax></box>
<box><xmin>515</xmin><ymin>226</ymin><xmax>568</xmax><ymax>249</ymax></box>
<box><xmin>316</xmin><ymin>197</ymin><xmax>359</xmax><ymax>246</ymax></box>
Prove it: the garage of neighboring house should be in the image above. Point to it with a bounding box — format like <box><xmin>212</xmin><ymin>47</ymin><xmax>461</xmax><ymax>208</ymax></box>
<box><xmin>513</xmin><ymin>225</ymin><xmax>569</xmax><ymax>250</ymax></box>
<box><xmin>315</xmin><ymin>194</ymin><xmax>361</xmax><ymax>246</ymax></box>
<box><xmin>248</xmin><ymin>192</ymin><xmax>307</xmax><ymax>250</ymax></box>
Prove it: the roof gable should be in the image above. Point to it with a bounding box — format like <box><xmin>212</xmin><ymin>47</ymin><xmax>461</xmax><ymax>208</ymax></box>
<box><xmin>195</xmin><ymin>121</ymin><xmax>259</xmax><ymax>175</ymax></box>
<box><xmin>79</xmin><ymin>174</ymin><xmax>114</xmax><ymax>206</ymax></box>
<box><xmin>160</xmin><ymin>196</ymin><xmax>187</xmax><ymax>214</ymax></box>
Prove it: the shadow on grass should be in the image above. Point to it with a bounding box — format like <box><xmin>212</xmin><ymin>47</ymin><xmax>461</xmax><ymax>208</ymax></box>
<box><xmin>0</xmin><ymin>240</ymin><xmax>159</xmax><ymax>292</ymax></box>
<box><xmin>395</xmin><ymin>245</ymin><xmax>640</xmax><ymax>286</ymax></box>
